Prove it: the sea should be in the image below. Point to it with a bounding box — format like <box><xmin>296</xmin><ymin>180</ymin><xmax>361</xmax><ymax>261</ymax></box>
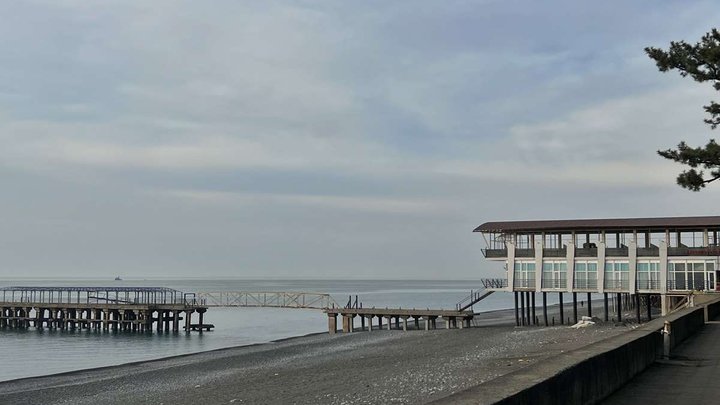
<box><xmin>0</xmin><ymin>279</ymin><xmax>520</xmax><ymax>382</ymax></box>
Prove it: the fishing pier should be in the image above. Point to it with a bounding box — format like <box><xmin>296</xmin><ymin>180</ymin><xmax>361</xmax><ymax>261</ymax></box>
<box><xmin>0</xmin><ymin>286</ymin><xmax>209</xmax><ymax>333</ymax></box>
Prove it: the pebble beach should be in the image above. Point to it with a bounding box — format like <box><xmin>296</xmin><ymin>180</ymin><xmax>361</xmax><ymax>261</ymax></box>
<box><xmin>0</xmin><ymin>307</ymin><xmax>628</xmax><ymax>405</ymax></box>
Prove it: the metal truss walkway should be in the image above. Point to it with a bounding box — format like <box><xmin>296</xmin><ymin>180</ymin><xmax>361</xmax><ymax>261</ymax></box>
<box><xmin>196</xmin><ymin>291</ymin><xmax>339</xmax><ymax>310</ymax></box>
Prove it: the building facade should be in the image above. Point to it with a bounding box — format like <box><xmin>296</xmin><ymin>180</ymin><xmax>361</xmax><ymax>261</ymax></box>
<box><xmin>475</xmin><ymin>216</ymin><xmax>720</xmax><ymax>315</ymax></box>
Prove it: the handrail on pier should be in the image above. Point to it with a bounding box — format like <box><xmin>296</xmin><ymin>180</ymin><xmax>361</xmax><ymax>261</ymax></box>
<box><xmin>455</xmin><ymin>278</ymin><xmax>506</xmax><ymax>311</ymax></box>
<box><xmin>0</xmin><ymin>286</ymin><xmax>199</xmax><ymax>307</ymax></box>
<box><xmin>196</xmin><ymin>291</ymin><xmax>340</xmax><ymax>310</ymax></box>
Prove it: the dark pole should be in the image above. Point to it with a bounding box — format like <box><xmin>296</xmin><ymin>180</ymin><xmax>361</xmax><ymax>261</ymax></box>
<box><xmin>617</xmin><ymin>293</ymin><xmax>622</xmax><ymax>322</ymax></box>
<box><xmin>542</xmin><ymin>292</ymin><xmax>548</xmax><ymax>326</ymax></box>
<box><xmin>604</xmin><ymin>293</ymin><xmax>609</xmax><ymax>321</ymax></box>
<box><xmin>647</xmin><ymin>294</ymin><xmax>652</xmax><ymax>321</ymax></box>
<box><xmin>520</xmin><ymin>292</ymin><xmax>526</xmax><ymax>326</ymax></box>
<box><xmin>531</xmin><ymin>292</ymin><xmax>536</xmax><ymax>325</ymax></box>
<box><xmin>514</xmin><ymin>292</ymin><xmax>519</xmax><ymax>326</ymax></box>
<box><xmin>559</xmin><ymin>293</ymin><xmax>564</xmax><ymax>325</ymax></box>
<box><xmin>525</xmin><ymin>292</ymin><xmax>531</xmax><ymax>325</ymax></box>
<box><xmin>587</xmin><ymin>292</ymin><xmax>592</xmax><ymax>317</ymax></box>
<box><xmin>572</xmin><ymin>292</ymin><xmax>578</xmax><ymax>324</ymax></box>
<box><xmin>635</xmin><ymin>294</ymin><xmax>641</xmax><ymax>322</ymax></box>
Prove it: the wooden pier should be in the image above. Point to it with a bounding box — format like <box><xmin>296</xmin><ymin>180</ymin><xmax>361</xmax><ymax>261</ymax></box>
<box><xmin>325</xmin><ymin>308</ymin><xmax>474</xmax><ymax>333</ymax></box>
<box><xmin>0</xmin><ymin>286</ymin><xmax>209</xmax><ymax>333</ymax></box>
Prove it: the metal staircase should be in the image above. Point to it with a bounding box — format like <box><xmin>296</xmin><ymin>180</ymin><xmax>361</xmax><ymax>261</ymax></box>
<box><xmin>455</xmin><ymin>278</ymin><xmax>507</xmax><ymax>311</ymax></box>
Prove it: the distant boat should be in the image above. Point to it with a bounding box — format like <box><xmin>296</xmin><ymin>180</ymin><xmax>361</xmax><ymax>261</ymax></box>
<box><xmin>114</xmin><ymin>276</ymin><xmax>122</xmax><ymax>281</ymax></box>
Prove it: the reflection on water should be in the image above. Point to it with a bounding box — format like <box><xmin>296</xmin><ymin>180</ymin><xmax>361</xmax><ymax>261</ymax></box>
<box><xmin>0</xmin><ymin>279</ymin><xmax>513</xmax><ymax>381</ymax></box>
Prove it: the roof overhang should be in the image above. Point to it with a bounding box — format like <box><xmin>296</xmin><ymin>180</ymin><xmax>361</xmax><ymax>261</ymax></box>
<box><xmin>473</xmin><ymin>216</ymin><xmax>720</xmax><ymax>233</ymax></box>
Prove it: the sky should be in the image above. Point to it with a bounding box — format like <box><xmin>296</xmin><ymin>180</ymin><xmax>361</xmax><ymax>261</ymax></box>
<box><xmin>1</xmin><ymin>0</ymin><xmax>720</xmax><ymax>279</ymax></box>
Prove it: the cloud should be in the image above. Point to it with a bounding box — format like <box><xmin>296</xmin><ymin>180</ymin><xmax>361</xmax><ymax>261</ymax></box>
<box><xmin>1</xmin><ymin>1</ymin><xmax>720</xmax><ymax>278</ymax></box>
<box><xmin>162</xmin><ymin>189</ymin><xmax>445</xmax><ymax>215</ymax></box>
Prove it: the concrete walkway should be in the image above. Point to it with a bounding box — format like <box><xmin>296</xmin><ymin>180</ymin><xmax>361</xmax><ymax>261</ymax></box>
<box><xmin>603</xmin><ymin>319</ymin><xmax>720</xmax><ymax>404</ymax></box>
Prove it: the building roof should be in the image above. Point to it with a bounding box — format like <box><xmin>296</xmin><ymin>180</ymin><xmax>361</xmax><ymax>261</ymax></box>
<box><xmin>473</xmin><ymin>216</ymin><xmax>720</xmax><ymax>233</ymax></box>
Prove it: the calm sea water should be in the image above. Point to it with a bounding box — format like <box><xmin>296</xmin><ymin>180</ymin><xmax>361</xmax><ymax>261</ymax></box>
<box><xmin>0</xmin><ymin>279</ymin><xmax>518</xmax><ymax>382</ymax></box>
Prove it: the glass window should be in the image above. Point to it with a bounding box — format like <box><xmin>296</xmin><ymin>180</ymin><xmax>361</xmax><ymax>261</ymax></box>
<box><xmin>514</xmin><ymin>261</ymin><xmax>536</xmax><ymax>288</ymax></box>
<box><xmin>605</xmin><ymin>260</ymin><xmax>629</xmax><ymax>289</ymax></box>
<box><xmin>542</xmin><ymin>260</ymin><xmax>567</xmax><ymax>288</ymax></box>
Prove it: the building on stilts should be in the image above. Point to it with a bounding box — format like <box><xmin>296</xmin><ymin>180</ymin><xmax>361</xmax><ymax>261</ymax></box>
<box><xmin>475</xmin><ymin>216</ymin><xmax>720</xmax><ymax>326</ymax></box>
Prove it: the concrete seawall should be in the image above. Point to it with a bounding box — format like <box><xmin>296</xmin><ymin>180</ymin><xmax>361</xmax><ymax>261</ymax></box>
<box><xmin>439</xmin><ymin>296</ymin><xmax>720</xmax><ymax>405</ymax></box>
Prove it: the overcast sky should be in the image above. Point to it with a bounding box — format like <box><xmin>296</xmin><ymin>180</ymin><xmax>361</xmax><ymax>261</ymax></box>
<box><xmin>1</xmin><ymin>1</ymin><xmax>719</xmax><ymax>279</ymax></box>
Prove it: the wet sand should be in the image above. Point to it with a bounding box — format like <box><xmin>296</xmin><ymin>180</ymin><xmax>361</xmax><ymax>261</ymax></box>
<box><xmin>0</xmin><ymin>305</ymin><xmax>629</xmax><ymax>405</ymax></box>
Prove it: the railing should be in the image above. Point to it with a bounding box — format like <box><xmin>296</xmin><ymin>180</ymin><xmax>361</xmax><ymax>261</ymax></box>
<box><xmin>575</xmin><ymin>248</ymin><xmax>598</xmax><ymax>257</ymax></box>
<box><xmin>481</xmin><ymin>278</ymin><xmax>508</xmax><ymax>289</ymax></box>
<box><xmin>482</xmin><ymin>248</ymin><xmax>508</xmax><ymax>258</ymax></box>
<box><xmin>572</xmin><ymin>279</ymin><xmax>598</xmax><ymax>289</ymax></box>
<box><xmin>605</xmin><ymin>247</ymin><xmax>629</xmax><ymax>257</ymax></box>
<box><xmin>637</xmin><ymin>246</ymin><xmax>660</xmax><ymax>256</ymax></box>
<box><xmin>686</xmin><ymin>246</ymin><xmax>720</xmax><ymax>256</ymax></box>
<box><xmin>667</xmin><ymin>280</ymin><xmax>708</xmax><ymax>291</ymax></box>
<box><xmin>0</xmin><ymin>287</ymin><xmax>192</xmax><ymax>306</ymax></box>
<box><xmin>345</xmin><ymin>295</ymin><xmax>360</xmax><ymax>309</ymax></box>
<box><xmin>196</xmin><ymin>291</ymin><xmax>339</xmax><ymax>310</ymax></box>
<box><xmin>668</xmin><ymin>247</ymin><xmax>689</xmax><ymax>256</ymax></box>
<box><xmin>455</xmin><ymin>278</ymin><xmax>505</xmax><ymax>311</ymax></box>
<box><xmin>604</xmin><ymin>279</ymin><xmax>629</xmax><ymax>290</ymax></box>
<box><xmin>515</xmin><ymin>249</ymin><xmax>535</xmax><ymax>258</ymax></box>
<box><xmin>541</xmin><ymin>279</ymin><xmax>567</xmax><ymax>289</ymax></box>
<box><xmin>542</xmin><ymin>248</ymin><xmax>567</xmax><ymax>257</ymax></box>
<box><xmin>513</xmin><ymin>277</ymin><xmax>536</xmax><ymax>288</ymax></box>
<box><xmin>637</xmin><ymin>280</ymin><xmax>661</xmax><ymax>290</ymax></box>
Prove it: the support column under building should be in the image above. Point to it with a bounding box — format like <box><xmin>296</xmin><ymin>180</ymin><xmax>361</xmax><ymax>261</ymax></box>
<box><xmin>587</xmin><ymin>292</ymin><xmax>592</xmax><ymax>318</ymax></box>
<box><xmin>559</xmin><ymin>293</ymin><xmax>564</xmax><ymax>325</ymax></box>
<box><xmin>514</xmin><ymin>292</ymin><xmax>519</xmax><ymax>327</ymax></box>
<box><xmin>572</xmin><ymin>292</ymin><xmax>578</xmax><ymax>324</ymax></box>
<box><xmin>604</xmin><ymin>293</ymin><xmax>609</xmax><ymax>322</ymax></box>
<box><xmin>542</xmin><ymin>292</ymin><xmax>548</xmax><ymax>326</ymax></box>
<box><xmin>531</xmin><ymin>292</ymin><xmax>536</xmax><ymax>325</ymax></box>
<box><xmin>525</xmin><ymin>292</ymin><xmax>531</xmax><ymax>325</ymax></box>
<box><xmin>617</xmin><ymin>293</ymin><xmax>622</xmax><ymax>322</ymax></box>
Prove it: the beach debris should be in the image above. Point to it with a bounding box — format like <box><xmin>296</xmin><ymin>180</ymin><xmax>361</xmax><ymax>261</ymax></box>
<box><xmin>570</xmin><ymin>316</ymin><xmax>596</xmax><ymax>329</ymax></box>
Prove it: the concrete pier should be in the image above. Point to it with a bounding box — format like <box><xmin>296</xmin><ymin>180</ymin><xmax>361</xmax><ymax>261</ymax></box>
<box><xmin>325</xmin><ymin>308</ymin><xmax>473</xmax><ymax>333</ymax></box>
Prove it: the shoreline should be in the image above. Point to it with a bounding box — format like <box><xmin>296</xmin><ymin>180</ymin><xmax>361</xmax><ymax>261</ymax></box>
<box><xmin>0</xmin><ymin>328</ymin><xmax>333</xmax><ymax>386</ymax></box>
<box><xmin>0</xmin><ymin>300</ymin><xmax>609</xmax><ymax>385</ymax></box>
<box><xmin>0</xmin><ymin>303</ymin><xmax>631</xmax><ymax>404</ymax></box>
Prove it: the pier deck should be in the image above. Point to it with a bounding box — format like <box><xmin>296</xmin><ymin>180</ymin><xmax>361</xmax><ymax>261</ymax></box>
<box><xmin>0</xmin><ymin>286</ymin><xmax>209</xmax><ymax>333</ymax></box>
<box><xmin>325</xmin><ymin>307</ymin><xmax>474</xmax><ymax>333</ymax></box>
